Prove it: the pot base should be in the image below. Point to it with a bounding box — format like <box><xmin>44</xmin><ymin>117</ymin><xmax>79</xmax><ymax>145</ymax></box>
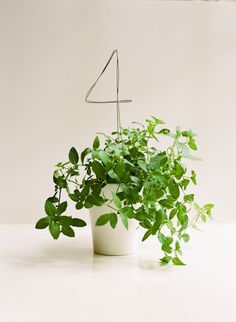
<box><xmin>93</xmin><ymin>249</ymin><xmax>136</xmax><ymax>256</ymax></box>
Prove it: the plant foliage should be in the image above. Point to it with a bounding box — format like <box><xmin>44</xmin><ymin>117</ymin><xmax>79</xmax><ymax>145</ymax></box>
<box><xmin>36</xmin><ymin>117</ymin><xmax>214</xmax><ymax>265</ymax></box>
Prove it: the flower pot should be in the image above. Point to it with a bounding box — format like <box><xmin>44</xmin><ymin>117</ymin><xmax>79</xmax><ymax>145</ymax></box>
<box><xmin>89</xmin><ymin>184</ymin><xmax>138</xmax><ymax>255</ymax></box>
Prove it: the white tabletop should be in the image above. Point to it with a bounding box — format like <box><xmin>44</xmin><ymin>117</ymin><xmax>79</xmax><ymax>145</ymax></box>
<box><xmin>0</xmin><ymin>223</ymin><xmax>235</xmax><ymax>322</ymax></box>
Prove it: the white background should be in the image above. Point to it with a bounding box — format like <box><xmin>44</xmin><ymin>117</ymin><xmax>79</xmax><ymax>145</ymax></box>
<box><xmin>1</xmin><ymin>0</ymin><xmax>236</xmax><ymax>223</ymax></box>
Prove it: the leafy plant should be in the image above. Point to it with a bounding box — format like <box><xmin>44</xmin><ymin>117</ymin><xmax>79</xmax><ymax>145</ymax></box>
<box><xmin>36</xmin><ymin>116</ymin><xmax>213</xmax><ymax>265</ymax></box>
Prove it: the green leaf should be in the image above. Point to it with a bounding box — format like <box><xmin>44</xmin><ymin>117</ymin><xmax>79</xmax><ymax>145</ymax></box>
<box><xmin>67</xmin><ymin>169</ymin><xmax>79</xmax><ymax>176</ymax></box>
<box><xmin>177</xmin><ymin>208</ymin><xmax>188</xmax><ymax>228</ymax></box>
<box><xmin>159</xmin><ymin>199</ymin><xmax>174</xmax><ymax>209</ymax></box>
<box><xmin>84</xmin><ymin>195</ymin><xmax>102</xmax><ymax>207</ymax></box>
<box><xmin>62</xmin><ymin>225</ymin><xmax>75</xmax><ymax>237</ymax></box>
<box><xmin>71</xmin><ymin>218</ymin><xmax>86</xmax><ymax>227</ymax></box>
<box><xmin>115</xmin><ymin>161</ymin><xmax>126</xmax><ymax>180</ymax></box>
<box><xmin>181</xmin><ymin>130</ymin><xmax>195</xmax><ymax>138</ymax></box>
<box><xmin>193</xmin><ymin>202</ymin><xmax>200</xmax><ymax>211</ymax></box>
<box><xmin>153</xmin><ymin>173</ymin><xmax>168</xmax><ymax>186</ymax></box>
<box><xmin>80</xmin><ymin>185</ymin><xmax>90</xmax><ymax>201</ymax></box>
<box><xmin>81</xmin><ymin>147</ymin><xmax>91</xmax><ymax>165</ymax></box>
<box><xmin>155</xmin><ymin>189</ymin><xmax>164</xmax><ymax>199</ymax></box>
<box><xmin>35</xmin><ymin>217</ymin><xmax>49</xmax><ymax>229</ymax></box>
<box><xmin>112</xmin><ymin>192</ymin><xmax>121</xmax><ymax>209</ymax></box>
<box><xmin>59</xmin><ymin>216</ymin><xmax>73</xmax><ymax>226</ymax></box>
<box><xmin>151</xmin><ymin>116</ymin><xmax>165</xmax><ymax>124</ymax></box>
<box><xmin>165</xmin><ymin>236</ymin><xmax>173</xmax><ymax>245</ymax></box>
<box><xmin>182</xmin><ymin>216</ymin><xmax>189</xmax><ymax>229</ymax></box>
<box><xmin>81</xmin><ymin>148</ymin><xmax>91</xmax><ymax>164</ymax></box>
<box><xmin>158</xmin><ymin>232</ymin><xmax>167</xmax><ymax>244</ymax></box>
<box><xmin>91</xmin><ymin>184</ymin><xmax>102</xmax><ymax>196</ymax></box>
<box><xmin>129</xmin><ymin>147</ymin><xmax>139</xmax><ymax>158</ymax></box>
<box><xmin>204</xmin><ymin>203</ymin><xmax>214</xmax><ymax>211</ymax></box>
<box><xmin>107</xmin><ymin>169</ymin><xmax>119</xmax><ymax>181</ymax></box>
<box><xmin>149</xmin><ymin>153</ymin><xmax>167</xmax><ymax>170</ymax></box>
<box><xmin>169</xmin><ymin>208</ymin><xmax>177</xmax><ymax>220</ymax></box>
<box><xmin>172</xmin><ymin>257</ymin><xmax>186</xmax><ymax>266</ymax></box>
<box><xmin>177</xmin><ymin>142</ymin><xmax>201</xmax><ymax>160</ymax></box>
<box><xmin>119</xmin><ymin>211</ymin><xmax>128</xmax><ymax>230</ymax></box>
<box><xmin>169</xmin><ymin>181</ymin><xmax>180</xmax><ymax>199</ymax></box>
<box><xmin>201</xmin><ymin>213</ymin><xmax>207</xmax><ymax>222</ymax></box>
<box><xmin>190</xmin><ymin>170</ymin><xmax>197</xmax><ymax>185</ymax></box>
<box><xmin>152</xmin><ymin>211</ymin><xmax>163</xmax><ymax>234</ymax></box>
<box><xmin>184</xmin><ymin>194</ymin><xmax>194</xmax><ymax>203</ymax></box>
<box><xmin>175</xmin><ymin>240</ymin><xmax>181</xmax><ymax>251</ymax></box>
<box><xmin>172</xmin><ymin>161</ymin><xmax>185</xmax><ymax>179</ymax></box>
<box><xmin>49</xmin><ymin>222</ymin><xmax>60</xmax><ymax>239</ymax></box>
<box><xmin>203</xmin><ymin>203</ymin><xmax>214</xmax><ymax>217</ymax></box>
<box><xmin>158</xmin><ymin>128</ymin><xmax>170</xmax><ymax>135</ymax></box>
<box><xmin>166</xmin><ymin>221</ymin><xmax>176</xmax><ymax>235</ymax></box>
<box><xmin>57</xmin><ymin>201</ymin><xmax>67</xmax><ymax>215</ymax></box>
<box><xmin>69</xmin><ymin>193</ymin><xmax>80</xmax><ymax>202</ymax></box>
<box><xmin>120</xmin><ymin>206</ymin><xmax>135</xmax><ymax>219</ymax></box>
<box><xmin>92</xmin><ymin>161</ymin><xmax>106</xmax><ymax>179</ymax></box>
<box><xmin>54</xmin><ymin>176</ymin><xmax>67</xmax><ymax>188</ymax></box>
<box><xmin>110</xmin><ymin>213</ymin><xmax>118</xmax><ymax>228</ymax></box>
<box><xmin>96</xmin><ymin>213</ymin><xmax>112</xmax><ymax>226</ymax></box>
<box><xmin>160</xmin><ymin>256</ymin><xmax>172</xmax><ymax>265</ymax></box>
<box><xmin>45</xmin><ymin>200</ymin><xmax>57</xmax><ymax>216</ymax></box>
<box><xmin>161</xmin><ymin>236</ymin><xmax>173</xmax><ymax>252</ymax></box>
<box><xmin>93</xmin><ymin>136</ymin><xmax>100</xmax><ymax>150</ymax></box>
<box><xmin>140</xmin><ymin>219</ymin><xmax>152</xmax><ymax>229</ymax></box>
<box><xmin>98</xmin><ymin>150</ymin><xmax>110</xmax><ymax>166</ymax></box>
<box><xmin>188</xmin><ymin>138</ymin><xmax>197</xmax><ymax>151</ymax></box>
<box><xmin>182</xmin><ymin>234</ymin><xmax>190</xmax><ymax>242</ymax></box>
<box><xmin>162</xmin><ymin>244</ymin><xmax>172</xmax><ymax>254</ymax></box>
<box><xmin>53</xmin><ymin>169</ymin><xmax>60</xmax><ymax>179</ymax></box>
<box><xmin>181</xmin><ymin>179</ymin><xmax>190</xmax><ymax>190</ymax></box>
<box><xmin>75</xmin><ymin>201</ymin><xmax>83</xmax><ymax>210</ymax></box>
<box><xmin>47</xmin><ymin>196</ymin><xmax>59</xmax><ymax>203</ymax></box>
<box><xmin>66</xmin><ymin>185</ymin><xmax>70</xmax><ymax>194</ymax></box>
<box><xmin>138</xmin><ymin>160</ymin><xmax>147</xmax><ymax>172</ymax></box>
<box><xmin>158</xmin><ymin>233</ymin><xmax>173</xmax><ymax>250</ymax></box>
<box><xmin>147</xmin><ymin>122</ymin><xmax>155</xmax><ymax>135</ymax></box>
<box><xmin>92</xmin><ymin>195</ymin><xmax>105</xmax><ymax>206</ymax></box>
<box><xmin>92</xmin><ymin>148</ymin><xmax>99</xmax><ymax>160</ymax></box>
<box><xmin>84</xmin><ymin>197</ymin><xmax>93</xmax><ymax>209</ymax></box>
<box><xmin>142</xmin><ymin>229</ymin><xmax>152</xmax><ymax>241</ymax></box>
<box><xmin>69</xmin><ymin>147</ymin><xmax>79</xmax><ymax>165</ymax></box>
<box><xmin>130</xmin><ymin>176</ymin><xmax>140</xmax><ymax>185</ymax></box>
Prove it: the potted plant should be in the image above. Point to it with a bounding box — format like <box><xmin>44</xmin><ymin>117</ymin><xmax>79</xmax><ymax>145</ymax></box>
<box><xmin>35</xmin><ymin>116</ymin><xmax>213</xmax><ymax>265</ymax></box>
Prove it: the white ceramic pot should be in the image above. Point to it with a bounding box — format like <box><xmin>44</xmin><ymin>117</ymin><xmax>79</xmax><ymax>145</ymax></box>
<box><xmin>89</xmin><ymin>184</ymin><xmax>138</xmax><ymax>255</ymax></box>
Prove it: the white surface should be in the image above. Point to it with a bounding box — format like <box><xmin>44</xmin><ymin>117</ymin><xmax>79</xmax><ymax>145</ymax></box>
<box><xmin>1</xmin><ymin>0</ymin><xmax>236</xmax><ymax>223</ymax></box>
<box><xmin>0</xmin><ymin>223</ymin><xmax>235</xmax><ymax>322</ymax></box>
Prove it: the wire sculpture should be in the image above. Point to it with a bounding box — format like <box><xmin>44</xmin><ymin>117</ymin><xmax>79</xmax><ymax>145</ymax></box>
<box><xmin>85</xmin><ymin>49</ymin><xmax>132</xmax><ymax>139</ymax></box>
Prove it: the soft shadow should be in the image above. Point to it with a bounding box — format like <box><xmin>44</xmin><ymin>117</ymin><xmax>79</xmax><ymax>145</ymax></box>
<box><xmin>138</xmin><ymin>258</ymin><xmax>174</xmax><ymax>272</ymax></box>
<box><xmin>3</xmin><ymin>242</ymin><xmax>94</xmax><ymax>269</ymax></box>
<box><xmin>3</xmin><ymin>239</ymin><xmax>174</xmax><ymax>272</ymax></box>
<box><xmin>92</xmin><ymin>252</ymin><xmax>138</xmax><ymax>267</ymax></box>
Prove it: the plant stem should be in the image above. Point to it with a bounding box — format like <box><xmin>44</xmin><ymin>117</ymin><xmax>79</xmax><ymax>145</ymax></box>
<box><xmin>58</xmin><ymin>188</ymin><xmax>62</xmax><ymax>205</ymax></box>
<box><xmin>105</xmin><ymin>201</ymin><xmax>117</xmax><ymax>212</ymax></box>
